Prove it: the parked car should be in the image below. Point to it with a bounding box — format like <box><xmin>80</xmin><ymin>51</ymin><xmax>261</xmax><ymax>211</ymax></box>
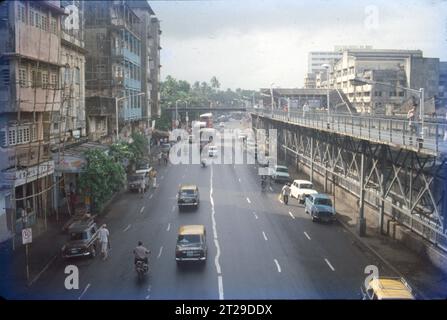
<box><xmin>360</xmin><ymin>277</ymin><xmax>415</xmax><ymax>300</ymax></box>
<box><xmin>178</xmin><ymin>184</ymin><xmax>200</xmax><ymax>210</ymax></box>
<box><xmin>128</xmin><ymin>172</ymin><xmax>150</xmax><ymax>192</ymax></box>
<box><xmin>304</xmin><ymin>193</ymin><xmax>336</xmax><ymax>223</ymax></box>
<box><xmin>175</xmin><ymin>225</ymin><xmax>207</xmax><ymax>265</ymax></box>
<box><xmin>208</xmin><ymin>145</ymin><xmax>218</xmax><ymax>157</ymax></box>
<box><xmin>271</xmin><ymin>165</ymin><xmax>291</xmax><ymax>183</ymax></box>
<box><xmin>62</xmin><ymin>220</ymin><xmax>99</xmax><ymax>259</ymax></box>
<box><xmin>290</xmin><ymin>179</ymin><xmax>318</xmax><ymax>204</ymax></box>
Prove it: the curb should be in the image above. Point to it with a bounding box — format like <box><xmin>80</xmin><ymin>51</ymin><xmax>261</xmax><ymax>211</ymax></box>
<box><xmin>336</xmin><ymin>215</ymin><xmax>427</xmax><ymax>299</ymax></box>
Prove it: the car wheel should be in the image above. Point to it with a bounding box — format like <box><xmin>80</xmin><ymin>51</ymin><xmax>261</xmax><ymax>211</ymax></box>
<box><xmin>311</xmin><ymin>214</ymin><xmax>317</xmax><ymax>222</ymax></box>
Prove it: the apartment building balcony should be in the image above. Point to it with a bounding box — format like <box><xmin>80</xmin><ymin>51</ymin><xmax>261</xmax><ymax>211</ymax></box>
<box><xmin>0</xmin><ymin>142</ymin><xmax>51</xmax><ymax>170</ymax></box>
<box><xmin>124</xmin><ymin>78</ymin><xmax>141</xmax><ymax>90</ymax></box>
<box><xmin>111</xmin><ymin>48</ymin><xmax>140</xmax><ymax>66</ymax></box>
<box><xmin>15</xmin><ymin>87</ymin><xmax>62</xmax><ymax>113</ymax></box>
<box><xmin>120</xmin><ymin>107</ymin><xmax>142</xmax><ymax>121</ymax></box>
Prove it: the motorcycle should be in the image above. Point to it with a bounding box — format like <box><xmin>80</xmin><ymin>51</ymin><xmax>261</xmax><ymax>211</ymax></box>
<box><xmin>135</xmin><ymin>259</ymin><xmax>149</xmax><ymax>280</ymax></box>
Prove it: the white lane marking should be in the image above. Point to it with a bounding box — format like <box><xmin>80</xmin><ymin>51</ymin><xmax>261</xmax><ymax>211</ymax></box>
<box><xmin>274</xmin><ymin>259</ymin><xmax>282</xmax><ymax>273</ymax></box>
<box><xmin>166</xmin><ymin>223</ymin><xmax>171</xmax><ymax>232</ymax></box>
<box><xmin>157</xmin><ymin>246</ymin><xmax>163</xmax><ymax>259</ymax></box>
<box><xmin>279</xmin><ymin>198</ymin><xmax>283</xmax><ymax>204</ymax></box>
<box><xmin>269</xmin><ymin>186</ymin><xmax>273</xmax><ymax>192</ymax></box>
<box><xmin>123</xmin><ymin>224</ymin><xmax>131</xmax><ymax>232</ymax></box>
<box><xmin>211</xmin><ymin>165</ymin><xmax>224</xmax><ymax>299</ymax></box>
<box><xmin>145</xmin><ymin>295</ymin><xmax>150</xmax><ymax>300</ymax></box>
<box><xmin>218</xmin><ymin>275</ymin><xmax>224</xmax><ymax>300</ymax></box>
<box><xmin>252</xmin><ymin>212</ymin><xmax>258</xmax><ymax>219</ymax></box>
<box><xmin>140</xmin><ymin>206</ymin><xmax>145</xmax><ymax>214</ymax></box>
<box><xmin>246</xmin><ymin>197</ymin><xmax>251</xmax><ymax>204</ymax></box>
<box><xmin>238</xmin><ymin>178</ymin><xmax>241</xmax><ymax>183</ymax></box>
<box><xmin>304</xmin><ymin>231</ymin><xmax>311</xmax><ymax>240</ymax></box>
<box><xmin>78</xmin><ymin>283</ymin><xmax>91</xmax><ymax>300</ymax></box>
<box><xmin>325</xmin><ymin>258</ymin><xmax>335</xmax><ymax>271</ymax></box>
<box><xmin>214</xmin><ymin>239</ymin><xmax>222</xmax><ymax>274</ymax></box>
<box><xmin>149</xmin><ymin>194</ymin><xmax>153</xmax><ymax>199</ymax></box>
<box><xmin>288</xmin><ymin>211</ymin><xmax>295</xmax><ymax>219</ymax></box>
<box><xmin>28</xmin><ymin>254</ymin><xmax>57</xmax><ymax>286</ymax></box>
<box><xmin>172</xmin><ymin>205</ymin><xmax>176</xmax><ymax>212</ymax></box>
<box><xmin>262</xmin><ymin>231</ymin><xmax>268</xmax><ymax>241</ymax></box>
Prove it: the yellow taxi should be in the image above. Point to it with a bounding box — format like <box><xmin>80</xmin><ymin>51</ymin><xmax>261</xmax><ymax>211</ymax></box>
<box><xmin>361</xmin><ymin>277</ymin><xmax>415</xmax><ymax>300</ymax></box>
<box><xmin>175</xmin><ymin>225</ymin><xmax>207</xmax><ymax>265</ymax></box>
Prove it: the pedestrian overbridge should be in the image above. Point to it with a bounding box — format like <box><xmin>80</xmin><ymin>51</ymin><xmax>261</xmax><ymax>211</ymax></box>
<box><xmin>250</xmin><ymin>109</ymin><xmax>447</xmax><ymax>251</ymax></box>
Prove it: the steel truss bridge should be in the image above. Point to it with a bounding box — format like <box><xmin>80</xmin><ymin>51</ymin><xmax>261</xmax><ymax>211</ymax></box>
<box><xmin>250</xmin><ymin>109</ymin><xmax>447</xmax><ymax>250</ymax></box>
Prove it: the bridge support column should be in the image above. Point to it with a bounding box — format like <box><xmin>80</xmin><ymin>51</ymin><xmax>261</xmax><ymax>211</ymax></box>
<box><xmin>310</xmin><ymin>136</ymin><xmax>314</xmax><ymax>183</ymax></box>
<box><xmin>378</xmin><ymin>147</ymin><xmax>387</xmax><ymax>235</ymax></box>
<box><xmin>358</xmin><ymin>152</ymin><xmax>367</xmax><ymax>236</ymax></box>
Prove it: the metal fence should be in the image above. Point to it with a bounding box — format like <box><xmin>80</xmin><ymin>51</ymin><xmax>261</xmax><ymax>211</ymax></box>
<box><xmin>251</xmin><ymin>109</ymin><xmax>447</xmax><ymax>155</ymax></box>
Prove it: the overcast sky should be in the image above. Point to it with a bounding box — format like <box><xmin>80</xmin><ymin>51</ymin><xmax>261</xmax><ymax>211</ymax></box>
<box><xmin>149</xmin><ymin>0</ymin><xmax>447</xmax><ymax>90</ymax></box>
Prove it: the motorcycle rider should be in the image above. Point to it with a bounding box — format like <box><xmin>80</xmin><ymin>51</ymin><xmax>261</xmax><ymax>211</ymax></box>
<box><xmin>133</xmin><ymin>241</ymin><xmax>150</xmax><ymax>266</ymax></box>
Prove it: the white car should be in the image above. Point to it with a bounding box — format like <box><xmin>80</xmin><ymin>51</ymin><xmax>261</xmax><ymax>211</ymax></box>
<box><xmin>208</xmin><ymin>145</ymin><xmax>218</xmax><ymax>157</ymax></box>
<box><xmin>219</xmin><ymin>122</ymin><xmax>225</xmax><ymax>128</ymax></box>
<box><xmin>290</xmin><ymin>179</ymin><xmax>318</xmax><ymax>204</ymax></box>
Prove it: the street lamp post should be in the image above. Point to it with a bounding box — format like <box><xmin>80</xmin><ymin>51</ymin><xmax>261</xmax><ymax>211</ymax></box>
<box><xmin>116</xmin><ymin>92</ymin><xmax>145</xmax><ymax>141</ymax></box>
<box><xmin>322</xmin><ymin>64</ymin><xmax>331</xmax><ymax>128</ymax></box>
<box><xmin>270</xmin><ymin>82</ymin><xmax>275</xmax><ymax>117</ymax></box>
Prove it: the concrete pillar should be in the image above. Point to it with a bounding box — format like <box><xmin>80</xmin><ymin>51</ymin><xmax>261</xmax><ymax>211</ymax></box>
<box><xmin>310</xmin><ymin>137</ymin><xmax>314</xmax><ymax>183</ymax></box>
<box><xmin>358</xmin><ymin>152</ymin><xmax>366</xmax><ymax>236</ymax></box>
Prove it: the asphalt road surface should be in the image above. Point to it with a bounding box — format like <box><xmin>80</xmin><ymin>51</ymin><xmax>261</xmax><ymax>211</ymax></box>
<box><xmin>4</xmin><ymin>120</ymin><xmax>397</xmax><ymax>300</ymax></box>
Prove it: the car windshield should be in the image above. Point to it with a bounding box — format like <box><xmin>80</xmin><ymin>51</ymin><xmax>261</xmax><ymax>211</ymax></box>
<box><xmin>177</xmin><ymin>234</ymin><xmax>201</xmax><ymax>245</ymax></box>
<box><xmin>314</xmin><ymin>198</ymin><xmax>332</xmax><ymax>206</ymax></box>
<box><xmin>180</xmin><ymin>190</ymin><xmax>196</xmax><ymax>197</ymax></box>
<box><xmin>276</xmin><ymin>167</ymin><xmax>289</xmax><ymax>173</ymax></box>
<box><xmin>70</xmin><ymin>231</ymin><xmax>88</xmax><ymax>241</ymax></box>
<box><xmin>300</xmin><ymin>183</ymin><xmax>314</xmax><ymax>189</ymax></box>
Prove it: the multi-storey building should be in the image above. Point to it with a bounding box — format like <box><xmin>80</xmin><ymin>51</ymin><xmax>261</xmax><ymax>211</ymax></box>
<box><xmin>317</xmin><ymin>49</ymin><xmax>439</xmax><ymax>115</ymax></box>
<box><xmin>84</xmin><ymin>0</ymin><xmax>144</xmax><ymax>142</ymax></box>
<box><xmin>128</xmin><ymin>0</ymin><xmax>158</xmax><ymax>133</ymax></box>
<box><xmin>438</xmin><ymin>61</ymin><xmax>447</xmax><ymax>112</ymax></box>
<box><xmin>0</xmin><ymin>0</ymin><xmax>66</xmax><ymax>240</ymax></box>
<box><xmin>148</xmin><ymin>13</ymin><xmax>161</xmax><ymax>119</ymax></box>
<box><xmin>304</xmin><ymin>45</ymin><xmax>372</xmax><ymax>89</ymax></box>
<box><xmin>57</xmin><ymin>0</ymin><xmax>87</xmax><ymax>143</ymax></box>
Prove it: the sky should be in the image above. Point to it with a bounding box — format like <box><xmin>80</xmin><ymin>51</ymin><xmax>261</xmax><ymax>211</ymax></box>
<box><xmin>149</xmin><ymin>0</ymin><xmax>447</xmax><ymax>90</ymax></box>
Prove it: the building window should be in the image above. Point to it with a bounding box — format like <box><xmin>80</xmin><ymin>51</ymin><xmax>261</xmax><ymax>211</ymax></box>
<box><xmin>8</xmin><ymin>127</ymin><xmax>17</xmax><ymax>145</ymax></box>
<box><xmin>19</xmin><ymin>67</ymin><xmax>27</xmax><ymax>87</ymax></box>
<box><xmin>374</xmin><ymin>91</ymin><xmax>382</xmax><ymax>97</ymax></box>
<box><xmin>75</xmin><ymin>68</ymin><xmax>80</xmax><ymax>84</ymax></box>
<box><xmin>41</xmin><ymin>15</ymin><xmax>48</xmax><ymax>31</ymax></box>
<box><xmin>31</xmin><ymin>70</ymin><xmax>42</xmax><ymax>87</ymax></box>
<box><xmin>42</xmin><ymin>72</ymin><xmax>48</xmax><ymax>88</ymax></box>
<box><xmin>50</xmin><ymin>73</ymin><xmax>58</xmax><ymax>88</ymax></box>
<box><xmin>0</xmin><ymin>129</ymin><xmax>6</xmax><ymax>148</ymax></box>
<box><xmin>17</xmin><ymin>3</ymin><xmax>26</xmax><ymax>23</ymax></box>
<box><xmin>50</xmin><ymin>17</ymin><xmax>57</xmax><ymax>34</ymax></box>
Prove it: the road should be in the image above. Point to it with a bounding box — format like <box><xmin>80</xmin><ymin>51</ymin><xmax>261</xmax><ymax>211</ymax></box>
<box><xmin>3</xmin><ymin>120</ymin><xmax>397</xmax><ymax>300</ymax></box>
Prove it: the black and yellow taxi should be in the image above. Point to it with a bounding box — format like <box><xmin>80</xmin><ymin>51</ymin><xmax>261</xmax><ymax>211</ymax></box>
<box><xmin>360</xmin><ymin>277</ymin><xmax>415</xmax><ymax>300</ymax></box>
<box><xmin>177</xmin><ymin>184</ymin><xmax>200</xmax><ymax>210</ymax></box>
<box><xmin>175</xmin><ymin>225</ymin><xmax>207</xmax><ymax>265</ymax></box>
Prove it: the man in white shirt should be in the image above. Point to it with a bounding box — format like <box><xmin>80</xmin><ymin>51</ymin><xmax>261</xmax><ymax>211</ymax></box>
<box><xmin>281</xmin><ymin>183</ymin><xmax>291</xmax><ymax>205</ymax></box>
<box><xmin>98</xmin><ymin>224</ymin><xmax>110</xmax><ymax>260</ymax></box>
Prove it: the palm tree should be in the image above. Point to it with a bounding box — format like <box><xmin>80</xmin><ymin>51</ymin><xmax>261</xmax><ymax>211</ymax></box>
<box><xmin>210</xmin><ymin>76</ymin><xmax>220</xmax><ymax>91</ymax></box>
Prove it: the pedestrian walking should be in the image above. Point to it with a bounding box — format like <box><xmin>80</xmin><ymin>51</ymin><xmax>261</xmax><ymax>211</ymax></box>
<box><xmin>158</xmin><ymin>152</ymin><xmax>162</xmax><ymax>165</ymax></box>
<box><xmin>151</xmin><ymin>169</ymin><xmax>157</xmax><ymax>189</ymax></box>
<box><xmin>98</xmin><ymin>224</ymin><xmax>110</xmax><ymax>260</ymax></box>
<box><xmin>281</xmin><ymin>183</ymin><xmax>291</xmax><ymax>205</ymax></box>
<box><xmin>407</xmin><ymin>106</ymin><xmax>417</xmax><ymax>144</ymax></box>
<box><xmin>139</xmin><ymin>177</ymin><xmax>145</xmax><ymax>198</ymax></box>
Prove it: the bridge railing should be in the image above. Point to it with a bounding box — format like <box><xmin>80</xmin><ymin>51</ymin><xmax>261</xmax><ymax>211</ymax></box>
<box><xmin>250</xmin><ymin>109</ymin><xmax>447</xmax><ymax>155</ymax></box>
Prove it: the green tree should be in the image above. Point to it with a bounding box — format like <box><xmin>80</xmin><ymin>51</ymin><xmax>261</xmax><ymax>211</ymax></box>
<box><xmin>78</xmin><ymin>149</ymin><xmax>126</xmax><ymax>214</ymax></box>
<box><xmin>210</xmin><ymin>76</ymin><xmax>220</xmax><ymax>91</ymax></box>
